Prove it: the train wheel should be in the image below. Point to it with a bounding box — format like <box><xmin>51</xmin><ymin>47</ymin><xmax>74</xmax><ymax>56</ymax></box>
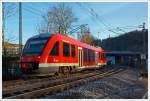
<box><xmin>58</xmin><ymin>67</ymin><xmax>63</xmax><ymax>75</ymax></box>
<box><xmin>58</xmin><ymin>67</ymin><xmax>69</xmax><ymax>75</ymax></box>
<box><xmin>62</xmin><ymin>67</ymin><xmax>69</xmax><ymax>75</ymax></box>
<box><xmin>69</xmin><ymin>66</ymin><xmax>73</xmax><ymax>73</ymax></box>
<box><xmin>71</xmin><ymin>66</ymin><xmax>76</xmax><ymax>73</ymax></box>
<box><xmin>54</xmin><ymin>72</ymin><xmax>59</xmax><ymax>76</ymax></box>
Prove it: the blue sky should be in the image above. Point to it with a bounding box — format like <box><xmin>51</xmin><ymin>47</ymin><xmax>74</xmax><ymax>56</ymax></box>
<box><xmin>4</xmin><ymin>2</ymin><xmax>148</xmax><ymax>44</ymax></box>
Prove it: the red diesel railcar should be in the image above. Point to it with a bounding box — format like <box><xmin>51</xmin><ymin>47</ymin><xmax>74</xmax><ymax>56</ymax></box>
<box><xmin>21</xmin><ymin>33</ymin><xmax>106</xmax><ymax>75</ymax></box>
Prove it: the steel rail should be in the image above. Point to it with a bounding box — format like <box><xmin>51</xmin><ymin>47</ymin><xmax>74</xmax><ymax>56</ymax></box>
<box><xmin>3</xmin><ymin>70</ymin><xmax>93</xmax><ymax>87</ymax></box>
<box><xmin>4</xmin><ymin>68</ymin><xmax>124</xmax><ymax>99</ymax></box>
<box><xmin>3</xmin><ymin>70</ymin><xmax>104</xmax><ymax>97</ymax></box>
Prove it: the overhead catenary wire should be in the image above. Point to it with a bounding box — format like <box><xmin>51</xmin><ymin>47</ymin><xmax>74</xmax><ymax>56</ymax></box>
<box><xmin>22</xmin><ymin>6</ymin><xmax>48</xmax><ymax>29</ymax></box>
<box><xmin>23</xmin><ymin>3</ymin><xmax>144</xmax><ymax>37</ymax></box>
<box><xmin>76</xmin><ymin>3</ymin><xmax>145</xmax><ymax>36</ymax></box>
<box><xmin>23</xmin><ymin>3</ymin><xmax>126</xmax><ymax>36</ymax></box>
<box><xmin>22</xmin><ymin>7</ymin><xmax>44</xmax><ymax>17</ymax></box>
<box><xmin>76</xmin><ymin>3</ymin><xmax>123</xmax><ymax>35</ymax></box>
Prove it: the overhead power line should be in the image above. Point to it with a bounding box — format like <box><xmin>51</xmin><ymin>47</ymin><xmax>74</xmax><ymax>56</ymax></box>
<box><xmin>76</xmin><ymin>3</ymin><xmax>123</xmax><ymax>35</ymax></box>
<box><xmin>77</xmin><ymin>3</ymin><xmax>146</xmax><ymax>36</ymax></box>
<box><xmin>23</xmin><ymin>7</ymin><xmax>43</xmax><ymax>17</ymax></box>
<box><xmin>68</xmin><ymin>24</ymin><xmax>88</xmax><ymax>35</ymax></box>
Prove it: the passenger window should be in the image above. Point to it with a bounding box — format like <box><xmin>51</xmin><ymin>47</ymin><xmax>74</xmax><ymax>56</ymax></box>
<box><xmin>102</xmin><ymin>53</ymin><xmax>105</xmax><ymax>58</ymax></box>
<box><xmin>99</xmin><ymin>52</ymin><xmax>101</xmax><ymax>59</ymax></box>
<box><xmin>50</xmin><ymin>41</ymin><xmax>59</xmax><ymax>56</ymax></box>
<box><xmin>84</xmin><ymin>48</ymin><xmax>87</xmax><ymax>62</ymax></box>
<box><xmin>92</xmin><ymin>51</ymin><xmax>95</xmax><ymax>62</ymax></box>
<box><xmin>103</xmin><ymin>53</ymin><xmax>106</xmax><ymax>58</ymax></box>
<box><xmin>71</xmin><ymin>45</ymin><xmax>75</xmax><ymax>57</ymax></box>
<box><xmin>99</xmin><ymin>53</ymin><xmax>105</xmax><ymax>59</ymax></box>
<box><xmin>63</xmin><ymin>42</ymin><xmax>70</xmax><ymax>57</ymax></box>
<box><xmin>90</xmin><ymin>50</ymin><xmax>92</xmax><ymax>62</ymax></box>
<box><xmin>88</xmin><ymin>49</ymin><xmax>91</xmax><ymax>62</ymax></box>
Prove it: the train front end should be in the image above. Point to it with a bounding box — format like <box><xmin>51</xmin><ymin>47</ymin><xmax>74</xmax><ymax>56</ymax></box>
<box><xmin>21</xmin><ymin>34</ymin><xmax>52</xmax><ymax>73</ymax></box>
<box><xmin>99</xmin><ymin>50</ymin><xmax>107</xmax><ymax>67</ymax></box>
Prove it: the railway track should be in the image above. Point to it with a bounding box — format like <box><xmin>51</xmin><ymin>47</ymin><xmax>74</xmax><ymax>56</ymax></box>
<box><xmin>3</xmin><ymin>69</ymin><xmax>104</xmax><ymax>88</ymax></box>
<box><xmin>3</xmin><ymin>70</ymin><xmax>103</xmax><ymax>98</ymax></box>
<box><xmin>3</xmin><ymin>72</ymin><xmax>81</xmax><ymax>88</ymax></box>
<box><xmin>3</xmin><ymin>71</ymin><xmax>101</xmax><ymax>95</ymax></box>
<box><xmin>3</xmin><ymin>68</ymin><xmax>125</xmax><ymax>99</ymax></box>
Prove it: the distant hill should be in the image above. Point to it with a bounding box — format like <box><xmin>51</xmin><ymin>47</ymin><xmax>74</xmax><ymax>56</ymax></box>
<box><xmin>100</xmin><ymin>29</ymin><xmax>148</xmax><ymax>53</ymax></box>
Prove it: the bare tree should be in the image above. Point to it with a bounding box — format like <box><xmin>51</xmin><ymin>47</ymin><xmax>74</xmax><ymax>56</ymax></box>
<box><xmin>79</xmin><ymin>33</ymin><xmax>95</xmax><ymax>45</ymax></box>
<box><xmin>79</xmin><ymin>28</ymin><xmax>95</xmax><ymax>45</ymax></box>
<box><xmin>2</xmin><ymin>3</ymin><xmax>17</xmax><ymax>56</ymax></box>
<box><xmin>2</xmin><ymin>3</ymin><xmax>17</xmax><ymax>39</ymax></box>
<box><xmin>39</xmin><ymin>3</ymin><xmax>78</xmax><ymax>34</ymax></box>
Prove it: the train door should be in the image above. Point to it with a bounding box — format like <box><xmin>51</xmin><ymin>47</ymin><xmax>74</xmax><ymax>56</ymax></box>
<box><xmin>95</xmin><ymin>52</ymin><xmax>98</xmax><ymax>65</ymax></box>
<box><xmin>78</xmin><ymin>48</ymin><xmax>82</xmax><ymax>67</ymax></box>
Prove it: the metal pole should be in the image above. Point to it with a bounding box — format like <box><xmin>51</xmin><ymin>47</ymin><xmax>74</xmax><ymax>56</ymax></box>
<box><xmin>98</xmin><ymin>32</ymin><xmax>100</xmax><ymax>46</ymax></box>
<box><xmin>2</xmin><ymin>3</ymin><xmax>6</xmax><ymax>56</ymax></box>
<box><xmin>142</xmin><ymin>22</ymin><xmax>145</xmax><ymax>30</ymax></box>
<box><xmin>19</xmin><ymin>2</ymin><xmax>22</xmax><ymax>56</ymax></box>
<box><xmin>142</xmin><ymin>22</ymin><xmax>145</xmax><ymax>53</ymax></box>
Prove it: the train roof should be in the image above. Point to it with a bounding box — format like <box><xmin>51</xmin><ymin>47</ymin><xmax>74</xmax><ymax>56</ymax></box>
<box><xmin>29</xmin><ymin>33</ymin><xmax>105</xmax><ymax>52</ymax></box>
<box><xmin>30</xmin><ymin>33</ymin><xmax>54</xmax><ymax>39</ymax></box>
<box><xmin>54</xmin><ymin>33</ymin><xmax>104</xmax><ymax>52</ymax></box>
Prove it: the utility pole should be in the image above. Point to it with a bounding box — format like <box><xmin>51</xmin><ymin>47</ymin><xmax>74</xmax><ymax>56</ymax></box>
<box><xmin>19</xmin><ymin>2</ymin><xmax>22</xmax><ymax>56</ymax></box>
<box><xmin>2</xmin><ymin>3</ymin><xmax>6</xmax><ymax>56</ymax></box>
<box><xmin>80</xmin><ymin>25</ymin><xmax>83</xmax><ymax>35</ymax></box>
<box><xmin>142</xmin><ymin>22</ymin><xmax>145</xmax><ymax>31</ymax></box>
<box><xmin>141</xmin><ymin>22</ymin><xmax>146</xmax><ymax>73</ymax></box>
<box><xmin>142</xmin><ymin>22</ymin><xmax>145</xmax><ymax>54</ymax></box>
<box><xmin>109</xmin><ymin>34</ymin><xmax>110</xmax><ymax>38</ymax></box>
<box><xmin>98</xmin><ymin>32</ymin><xmax>100</xmax><ymax>46</ymax></box>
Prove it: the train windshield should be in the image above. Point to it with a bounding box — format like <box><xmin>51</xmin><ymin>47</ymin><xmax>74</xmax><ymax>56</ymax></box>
<box><xmin>22</xmin><ymin>36</ymin><xmax>51</xmax><ymax>56</ymax></box>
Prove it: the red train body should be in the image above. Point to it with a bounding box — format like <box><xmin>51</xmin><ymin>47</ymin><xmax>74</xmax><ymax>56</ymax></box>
<box><xmin>21</xmin><ymin>33</ymin><xmax>106</xmax><ymax>74</ymax></box>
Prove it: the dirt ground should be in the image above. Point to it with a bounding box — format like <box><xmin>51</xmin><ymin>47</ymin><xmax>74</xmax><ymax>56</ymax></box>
<box><xmin>43</xmin><ymin>68</ymin><xmax>148</xmax><ymax>99</ymax></box>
